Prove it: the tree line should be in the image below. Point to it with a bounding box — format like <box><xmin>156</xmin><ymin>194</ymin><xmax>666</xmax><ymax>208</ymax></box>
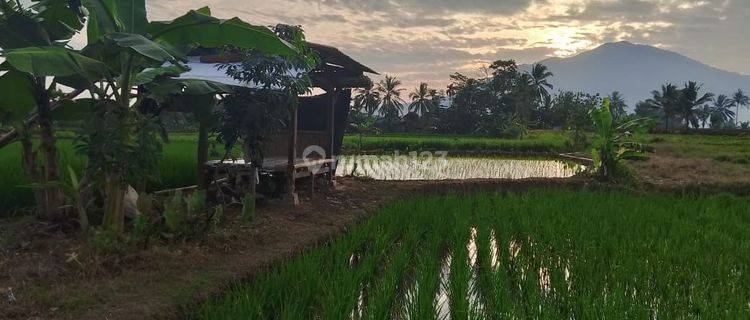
<box><xmin>350</xmin><ymin>60</ymin><xmax>750</xmax><ymax>138</ymax></box>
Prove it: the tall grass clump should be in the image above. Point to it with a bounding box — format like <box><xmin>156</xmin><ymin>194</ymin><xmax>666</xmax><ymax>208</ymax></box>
<box><xmin>194</xmin><ymin>190</ymin><xmax>750</xmax><ymax>319</ymax></box>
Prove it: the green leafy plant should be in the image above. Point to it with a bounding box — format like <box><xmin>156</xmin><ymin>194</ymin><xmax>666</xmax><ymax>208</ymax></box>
<box><xmin>589</xmin><ymin>99</ymin><xmax>646</xmax><ymax>181</ymax></box>
<box><xmin>163</xmin><ymin>191</ymin><xmax>186</xmax><ymax>233</ymax></box>
<box><xmin>1</xmin><ymin>1</ymin><xmax>306</xmax><ymax>236</ymax></box>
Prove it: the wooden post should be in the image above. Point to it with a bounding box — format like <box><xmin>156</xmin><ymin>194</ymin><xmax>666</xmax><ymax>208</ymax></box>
<box><xmin>327</xmin><ymin>88</ymin><xmax>338</xmax><ymax>184</ymax></box>
<box><xmin>286</xmin><ymin>103</ymin><xmax>299</xmax><ymax>205</ymax></box>
<box><xmin>197</xmin><ymin>121</ymin><xmax>209</xmax><ymax>189</ymax></box>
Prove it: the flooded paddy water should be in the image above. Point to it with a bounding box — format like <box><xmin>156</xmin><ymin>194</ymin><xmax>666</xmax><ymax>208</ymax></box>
<box><xmin>335</xmin><ymin>155</ymin><xmax>582</xmax><ymax>180</ymax></box>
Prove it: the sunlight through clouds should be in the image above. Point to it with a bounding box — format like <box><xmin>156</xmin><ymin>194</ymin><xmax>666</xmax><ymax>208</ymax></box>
<box><xmin>123</xmin><ymin>0</ymin><xmax>750</xmax><ymax>88</ymax></box>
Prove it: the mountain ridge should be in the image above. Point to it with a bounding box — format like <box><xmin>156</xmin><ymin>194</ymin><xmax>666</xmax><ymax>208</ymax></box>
<box><xmin>526</xmin><ymin>41</ymin><xmax>750</xmax><ymax>120</ymax></box>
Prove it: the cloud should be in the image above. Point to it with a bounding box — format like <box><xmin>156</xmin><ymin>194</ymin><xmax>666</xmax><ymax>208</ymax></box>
<box><xmin>21</xmin><ymin>0</ymin><xmax>749</xmax><ymax>90</ymax></box>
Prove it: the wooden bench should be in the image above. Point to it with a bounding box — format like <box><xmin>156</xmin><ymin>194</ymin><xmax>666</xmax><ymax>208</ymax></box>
<box><xmin>204</xmin><ymin>157</ymin><xmax>336</xmax><ymax>200</ymax></box>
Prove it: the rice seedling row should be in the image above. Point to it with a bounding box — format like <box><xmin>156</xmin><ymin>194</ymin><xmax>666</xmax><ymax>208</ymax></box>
<box><xmin>195</xmin><ymin>190</ymin><xmax>750</xmax><ymax>319</ymax></box>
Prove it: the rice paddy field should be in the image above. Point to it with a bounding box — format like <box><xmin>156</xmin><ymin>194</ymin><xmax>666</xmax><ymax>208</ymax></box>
<box><xmin>194</xmin><ymin>190</ymin><xmax>750</xmax><ymax>319</ymax></box>
<box><xmin>1</xmin><ymin>130</ymin><xmax>748</xmax><ymax>216</ymax></box>
<box><xmin>342</xmin><ymin>131</ymin><xmax>570</xmax><ymax>154</ymax></box>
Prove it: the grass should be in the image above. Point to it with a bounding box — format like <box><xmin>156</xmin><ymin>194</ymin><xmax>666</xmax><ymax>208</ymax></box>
<box><xmin>342</xmin><ymin>131</ymin><xmax>571</xmax><ymax>154</ymax></box>
<box><xmin>193</xmin><ymin>190</ymin><xmax>750</xmax><ymax>319</ymax></box>
<box><xmin>635</xmin><ymin>133</ymin><xmax>750</xmax><ymax>162</ymax></box>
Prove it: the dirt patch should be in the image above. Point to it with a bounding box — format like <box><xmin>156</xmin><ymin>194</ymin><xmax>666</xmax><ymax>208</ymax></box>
<box><xmin>629</xmin><ymin>146</ymin><xmax>750</xmax><ymax>191</ymax></box>
<box><xmin>1</xmin><ymin>177</ymin><xmax>593</xmax><ymax>320</ymax></box>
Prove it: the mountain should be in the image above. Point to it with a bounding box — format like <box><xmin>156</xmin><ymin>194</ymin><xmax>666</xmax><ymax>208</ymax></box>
<box><xmin>531</xmin><ymin>41</ymin><xmax>750</xmax><ymax>118</ymax></box>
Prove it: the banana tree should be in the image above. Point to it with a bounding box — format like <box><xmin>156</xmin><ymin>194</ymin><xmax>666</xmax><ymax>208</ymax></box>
<box><xmin>589</xmin><ymin>99</ymin><xmax>646</xmax><ymax>181</ymax></box>
<box><xmin>3</xmin><ymin>1</ymin><xmax>304</xmax><ymax>234</ymax></box>
<box><xmin>0</xmin><ymin>0</ymin><xmax>97</xmax><ymax>219</ymax></box>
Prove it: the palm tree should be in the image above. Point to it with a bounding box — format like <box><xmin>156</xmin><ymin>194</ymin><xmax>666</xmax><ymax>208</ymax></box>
<box><xmin>731</xmin><ymin>89</ymin><xmax>749</xmax><ymax>127</ymax></box>
<box><xmin>608</xmin><ymin>91</ymin><xmax>628</xmax><ymax>120</ymax></box>
<box><xmin>353</xmin><ymin>87</ymin><xmax>381</xmax><ymax>116</ymax></box>
<box><xmin>376</xmin><ymin>75</ymin><xmax>405</xmax><ymax>121</ymax></box>
<box><xmin>647</xmin><ymin>84</ymin><xmax>680</xmax><ymax>132</ymax></box>
<box><xmin>711</xmin><ymin>94</ymin><xmax>736</xmax><ymax>128</ymax></box>
<box><xmin>428</xmin><ymin>88</ymin><xmax>444</xmax><ymax>111</ymax></box>
<box><xmin>409</xmin><ymin>83</ymin><xmax>431</xmax><ymax>116</ymax></box>
<box><xmin>527</xmin><ymin>63</ymin><xmax>554</xmax><ymax>104</ymax></box>
<box><xmin>677</xmin><ymin>82</ymin><xmax>713</xmax><ymax>130</ymax></box>
<box><xmin>697</xmin><ymin>104</ymin><xmax>712</xmax><ymax>128</ymax></box>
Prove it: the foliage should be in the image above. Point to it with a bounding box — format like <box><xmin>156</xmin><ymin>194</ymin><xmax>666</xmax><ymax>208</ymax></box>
<box><xmin>1</xmin><ymin>0</ymin><xmax>307</xmax><ymax>234</ymax></box>
<box><xmin>215</xmin><ymin>24</ymin><xmax>315</xmax><ymax>165</ymax></box>
<box><xmin>163</xmin><ymin>191</ymin><xmax>187</xmax><ymax>233</ymax></box>
<box><xmin>352</xmin><ymin>86</ymin><xmax>380</xmax><ymax>116</ymax></box>
<box><xmin>195</xmin><ymin>190</ymin><xmax>750</xmax><ymax>318</ymax></box>
<box><xmin>711</xmin><ymin>94</ymin><xmax>736</xmax><ymax>128</ymax></box>
<box><xmin>376</xmin><ymin>75</ymin><xmax>405</xmax><ymax>124</ymax></box>
<box><xmin>550</xmin><ymin>91</ymin><xmax>601</xmax><ymax>148</ymax></box>
<box><xmin>676</xmin><ymin>81</ymin><xmax>713</xmax><ymax>130</ymax></box>
<box><xmin>163</xmin><ymin>190</ymin><xmax>207</xmax><ymax>235</ymax></box>
<box><xmin>589</xmin><ymin>99</ymin><xmax>646</xmax><ymax>181</ymax></box>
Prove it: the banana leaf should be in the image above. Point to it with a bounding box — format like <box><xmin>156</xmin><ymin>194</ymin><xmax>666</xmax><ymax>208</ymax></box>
<box><xmin>51</xmin><ymin>98</ymin><xmax>97</xmax><ymax>122</ymax></box>
<box><xmin>31</xmin><ymin>0</ymin><xmax>86</xmax><ymax>41</ymax></box>
<box><xmin>107</xmin><ymin>33</ymin><xmax>180</xmax><ymax>63</ymax></box>
<box><xmin>1</xmin><ymin>46</ymin><xmax>110</xmax><ymax>80</ymax></box>
<box><xmin>0</xmin><ymin>70</ymin><xmax>37</xmax><ymax>124</ymax></box>
<box><xmin>147</xmin><ymin>7</ymin><xmax>298</xmax><ymax>58</ymax></box>
<box><xmin>144</xmin><ymin>78</ymin><xmax>234</xmax><ymax>103</ymax></box>
<box><xmin>133</xmin><ymin>65</ymin><xmax>190</xmax><ymax>86</ymax></box>
<box><xmin>0</xmin><ymin>10</ymin><xmax>52</xmax><ymax>48</ymax></box>
<box><xmin>82</xmin><ymin>0</ymin><xmax>123</xmax><ymax>43</ymax></box>
<box><xmin>113</xmin><ymin>0</ymin><xmax>146</xmax><ymax>35</ymax></box>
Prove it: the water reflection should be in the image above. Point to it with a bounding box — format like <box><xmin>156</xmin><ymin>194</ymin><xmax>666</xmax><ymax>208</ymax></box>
<box><xmin>350</xmin><ymin>228</ymin><xmax>571</xmax><ymax>319</ymax></box>
<box><xmin>336</xmin><ymin>155</ymin><xmax>582</xmax><ymax>180</ymax></box>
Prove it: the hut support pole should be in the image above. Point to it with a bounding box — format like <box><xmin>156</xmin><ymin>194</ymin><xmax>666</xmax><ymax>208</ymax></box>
<box><xmin>286</xmin><ymin>103</ymin><xmax>299</xmax><ymax>205</ymax></box>
<box><xmin>327</xmin><ymin>88</ymin><xmax>338</xmax><ymax>184</ymax></box>
<box><xmin>197</xmin><ymin>121</ymin><xmax>210</xmax><ymax>189</ymax></box>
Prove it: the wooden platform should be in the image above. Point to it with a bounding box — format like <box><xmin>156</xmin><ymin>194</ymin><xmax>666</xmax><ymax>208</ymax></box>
<box><xmin>206</xmin><ymin>157</ymin><xmax>335</xmax><ymax>178</ymax></box>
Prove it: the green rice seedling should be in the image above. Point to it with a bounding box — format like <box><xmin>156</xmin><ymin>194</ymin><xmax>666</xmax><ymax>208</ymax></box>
<box><xmin>402</xmin><ymin>235</ymin><xmax>444</xmax><ymax>320</ymax></box>
<box><xmin>194</xmin><ymin>190</ymin><xmax>750</xmax><ymax>319</ymax></box>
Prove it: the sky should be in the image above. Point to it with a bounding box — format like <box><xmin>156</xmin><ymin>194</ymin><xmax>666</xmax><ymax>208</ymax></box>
<box><xmin>94</xmin><ymin>1</ymin><xmax>750</xmax><ymax>90</ymax></box>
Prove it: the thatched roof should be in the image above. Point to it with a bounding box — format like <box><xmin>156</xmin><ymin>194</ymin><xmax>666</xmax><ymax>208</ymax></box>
<box><xmin>306</xmin><ymin>42</ymin><xmax>378</xmax><ymax>75</ymax></box>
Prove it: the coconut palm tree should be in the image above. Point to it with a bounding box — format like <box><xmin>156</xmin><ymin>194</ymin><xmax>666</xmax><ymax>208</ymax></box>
<box><xmin>528</xmin><ymin>63</ymin><xmax>554</xmax><ymax>103</ymax></box>
<box><xmin>697</xmin><ymin>104</ymin><xmax>712</xmax><ymax>128</ymax></box>
<box><xmin>353</xmin><ymin>87</ymin><xmax>381</xmax><ymax>116</ymax></box>
<box><xmin>428</xmin><ymin>89</ymin><xmax>445</xmax><ymax>111</ymax></box>
<box><xmin>608</xmin><ymin>91</ymin><xmax>628</xmax><ymax>120</ymax></box>
<box><xmin>677</xmin><ymin>82</ymin><xmax>714</xmax><ymax>130</ymax></box>
<box><xmin>409</xmin><ymin>83</ymin><xmax>432</xmax><ymax>116</ymax></box>
<box><xmin>647</xmin><ymin>84</ymin><xmax>680</xmax><ymax>132</ymax></box>
<box><xmin>711</xmin><ymin>94</ymin><xmax>736</xmax><ymax>128</ymax></box>
<box><xmin>731</xmin><ymin>89</ymin><xmax>749</xmax><ymax>127</ymax></box>
<box><xmin>376</xmin><ymin>75</ymin><xmax>405</xmax><ymax>121</ymax></box>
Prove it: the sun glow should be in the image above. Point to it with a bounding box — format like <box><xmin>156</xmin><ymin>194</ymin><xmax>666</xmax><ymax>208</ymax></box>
<box><xmin>544</xmin><ymin>27</ymin><xmax>595</xmax><ymax>57</ymax></box>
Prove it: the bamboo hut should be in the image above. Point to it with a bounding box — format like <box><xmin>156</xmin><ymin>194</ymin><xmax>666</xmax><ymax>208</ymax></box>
<box><xmin>183</xmin><ymin>43</ymin><xmax>377</xmax><ymax>203</ymax></box>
